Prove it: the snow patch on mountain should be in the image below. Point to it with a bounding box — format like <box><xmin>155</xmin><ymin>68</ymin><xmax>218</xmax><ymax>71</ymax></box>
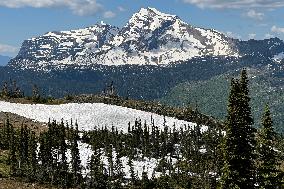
<box><xmin>68</xmin><ymin>142</ymin><xmax>176</xmax><ymax>179</ymax></box>
<box><xmin>0</xmin><ymin>101</ymin><xmax>203</xmax><ymax>132</ymax></box>
<box><xmin>66</xmin><ymin>142</ymin><xmax>93</xmax><ymax>176</ymax></box>
<box><xmin>273</xmin><ymin>52</ymin><xmax>284</xmax><ymax>63</ymax></box>
<box><xmin>0</xmin><ymin>100</ymin><xmax>205</xmax><ymax>178</ymax></box>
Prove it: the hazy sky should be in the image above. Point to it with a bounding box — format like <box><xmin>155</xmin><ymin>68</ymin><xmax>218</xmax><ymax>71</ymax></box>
<box><xmin>0</xmin><ymin>0</ymin><xmax>284</xmax><ymax>56</ymax></box>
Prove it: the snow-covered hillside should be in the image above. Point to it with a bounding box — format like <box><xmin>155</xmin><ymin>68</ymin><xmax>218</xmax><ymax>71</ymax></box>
<box><xmin>66</xmin><ymin>142</ymin><xmax>165</xmax><ymax>178</ymax></box>
<box><xmin>0</xmin><ymin>101</ymin><xmax>203</xmax><ymax>132</ymax></box>
<box><xmin>0</xmin><ymin>101</ymin><xmax>207</xmax><ymax>178</ymax></box>
<box><xmin>8</xmin><ymin>7</ymin><xmax>238</xmax><ymax>70</ymax></box>
<box><xmin>9</xmin><ymin>23</ymin><xmax>119</xmax><ymax>69</ymax></box>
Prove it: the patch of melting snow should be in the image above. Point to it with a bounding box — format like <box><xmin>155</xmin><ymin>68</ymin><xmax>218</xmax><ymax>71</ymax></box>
<box><xmin>0</xmin><ymin>101</ymin><xmax>202</xmax><ymax>132</ymax></box>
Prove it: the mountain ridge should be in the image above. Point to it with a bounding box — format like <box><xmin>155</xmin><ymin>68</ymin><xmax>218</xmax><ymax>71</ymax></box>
<box><xmin>2</xmin><ymin>7</ymin><xmax>284</xmax><ymax>133</ymax></box>
<box><xmin>8</xmin><ymin>7</ymin><xmax>242</xmax><ymax>70</ymax></box>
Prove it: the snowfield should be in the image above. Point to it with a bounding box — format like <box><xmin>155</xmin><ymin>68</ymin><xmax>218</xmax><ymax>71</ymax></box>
<box><xmin>0</xmin><ymin>101</ymin><xmax>208</xmax><ymax>179</ymax></box>
<box><xmin>0</xmin><ymin>101</ymin><xmax>208</xmax><ymax>178</ymax></box>
<box><xmin>0</xmin><ymin>101</ymin><xmax>204</xmax><ymax>132</ymax></box>
<box><xmin>67</xmin><ymin>142</ymin><xmax>175</xmax><ymax>178</ymax></box>
<box><xmin>66</xmin><ymin>142</ymin><xmax>93</xmax><ymax>176</ymax></box>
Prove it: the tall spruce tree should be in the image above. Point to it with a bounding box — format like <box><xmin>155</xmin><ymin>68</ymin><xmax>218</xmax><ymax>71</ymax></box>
<box><xmin>38</xmin><ymin>132</ymin><xmax>52</xmax><ymax>182</ymax></box>
<box><xmin>113</xmin><ymin>155</ymin><xmax>125</xmax><ymax>188</ymax></box>
<box><xmin>71</xmin><ymin>125</ymin><xmax>82</xmax><ymax>187</ymax></box>
<box><xmin>28</xmin><ymin>131</ymin><xmax>37</xmax><ymax>181</ymax></box>
<box><xmin>59</xmin><ymin>121</ymin><xmax>69</xmax><ymax>187</ymax></box>
<box><xmin>107</xmin><ymin>145</ymin><xmax>114</xmax><ymax>179</ymax></box>
<box><xmin>128</xmin><ymin>155</ymin><xmax>137</xmax><ymax>186</ymax></box>
<box><xmin>257</xmin><ymin>105</ymin><xmax>282</xmax><ymax>188</ymax></box>
<box><xmin>220</xmin><ymin>69</ymin><xmax>256</xmax><ymax>189</ymax></box>
<box><xmin>88</xmin><ymin>149</ymin><xmax>107</xmax><ymax>188</ymax></box>
<box><xmin>18</xmin><ymin>125</ymin><xmax>29</xmax><ymax>176</ymax></box>
<box><xmin>8</xmin><ymin>124</ymin><xmax>17</xmax><ymax>176</ymax></box>
<box><xmin>4</xmin><ymin>118</ymin><xmax>12</xmax><ymax>150</ymax></box>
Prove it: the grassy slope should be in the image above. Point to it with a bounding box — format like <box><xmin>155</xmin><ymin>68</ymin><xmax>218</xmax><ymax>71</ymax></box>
<box><xmin>159</xmin><ymin>72</ymin><xmax>284</xmax><ymax>133</ymax></box>
<box><xmin>0</xmin><ymin>150</ymin><xmax>58</xmax><ymax>189</ymax></box>
<box><xmin>0</xmin><ymin>113</ymin><xmax>50</xmax><ymax>188</ymax></box>
<box><xmin>159</xmin><ymin>74</ymin><xmax>230</xmax><ymax>120</ymax></box>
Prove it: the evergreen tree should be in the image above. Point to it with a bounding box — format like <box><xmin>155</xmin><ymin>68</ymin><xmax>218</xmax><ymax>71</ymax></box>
<box><xmin>257</xmin><ymin>105</ymin><xmax>282</xmax><ymax>189</ymax></box>
<box><xmin>3</xmin><ymin>118</ymin><xmax>12</xmax><ymax>149</ymax></box>
<box><xmin>141</xmin><ymin>170</ymin><xmax>152</xmax><ymax>189</ymax></box>
<box><xmin>1</xmin><ymin>81</ymin><xmax>9</xmax><ymax>97</ymax></box>
<box><xmin>88</xmin><ymin>149</ymin><xmax>107</xmax><ymax>189</ymax></box>
<box><xmin>220</xmin><ymin>69</ymin><xmax>256</xmax><ymax>189</ymax></box>
<box><xmin>38</xmin><ymin>132</ymin><xmax>52</xmax><ymax>182</ymax></box>
<box><xmin>71</xmin><ymin>125</ymin><xmax>82</xmax><ymax>187</ymax></box>
<box><xmin>18</xmin><ymin>125</ymin><xmax>29</xmax><ymax>176</ymax></box>
<box><xmin>8</xmin><ymin>124</ymin><xmax>17</xmax><ymax>176</ymax></box>
<box><xmin>0</xmin><ymin>124</ymin><xmax>3</xmax><ymax>149</ymax></box>
<box><xmin>32</xmin><ymin>84</ymin><xmax>40</xmax><ymax>102</ymax></box>
<box><xmin>128</xmin><ymin>155</ymin><xmax>137</xmax><ymax>186</ymax></box>
<box><xmin>28</xmin><ymin>131</ymin><xmax>37</xmax><ymax>181</ymax></box>
<box><xmin>113</xmin><ymin>155</ymin><xmax>125</xmax><ymax>188</ymax></box>
<box><xmin>58</xmin><ymin>121</ymin><xmax>69</xmax><ymax>187</ymax></box>
<box><xmin>11</xmin><ymin>80</ymin><xmax>23</xmax><ymax>98</ymax></box>
<box><xmin>106</xmin><ymin>144</ymin><xmax>114</xmax><ymax>179</ymax></box>
<box><xmin>157</xmin><ymin>175</ymin><xmax>172</xmax><ymax>189</ymax></box>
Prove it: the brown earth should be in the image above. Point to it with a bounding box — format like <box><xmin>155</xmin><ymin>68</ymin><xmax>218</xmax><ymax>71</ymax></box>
<box><xmin>0</xmin><ymin>178</ymin><xmax>57</xmax><ymax>189</ymax></box>
<box><xmin>0</xmin><ymin>112</ymin><xmax>47</xmax><ymax>134</ymax></box>
<box><xmin>0</xmin><ymin>113</ymin><xmax>53</xmax><ymax>189</ymax></box>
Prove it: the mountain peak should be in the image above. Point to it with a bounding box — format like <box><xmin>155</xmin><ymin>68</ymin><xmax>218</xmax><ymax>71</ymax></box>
<box><xmin>136</xmin><ymin>7</ymin><xmax>177</xmax><ymax>19</ymax></box>
<box><xmin>99</xmin><ymin>20</ymin><xmax>107</xmax><ymax>26</ymax></box>
<box><xmin>146</xmin><ymin>7</ymin><xmax>176</xmax><ymax>17</ymax></box>
<box><xmin>9</xmin><ymin>7</ymin><xmax>242</xmax><ymax>69</ymax></box>
<box><xmin>127</xmin><ymin>7</ymin><xmax>179</xmax><ymax>33</ymax></box>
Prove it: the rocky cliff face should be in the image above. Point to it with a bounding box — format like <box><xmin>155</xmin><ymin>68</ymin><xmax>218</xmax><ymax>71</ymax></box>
<box><xmin>9</xmin><ymin>23</ymin><xmax>119</xmax><ymax>69</ymax></box>
<box><xmin>8</xmin><ymin>7</ymin><xmax>241</xmax><ymax>70</ymax></box>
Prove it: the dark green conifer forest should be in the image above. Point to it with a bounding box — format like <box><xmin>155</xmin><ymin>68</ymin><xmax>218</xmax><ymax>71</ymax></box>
<box><xmin>0</xmin><ymin>69</ymin><xmax>284</xmax><ymax>188</ymax></box>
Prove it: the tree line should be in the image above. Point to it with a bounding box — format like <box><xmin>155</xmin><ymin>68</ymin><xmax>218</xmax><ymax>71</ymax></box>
<box><xmin>0</xmin><ymin>69</ymin><xmax>283</xmax><ymax>188</ymax></box>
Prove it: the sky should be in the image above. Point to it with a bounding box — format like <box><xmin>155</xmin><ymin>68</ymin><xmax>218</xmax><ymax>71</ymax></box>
<box><xmin>0</xmin><ymin>0</ymin><xmax>284</xmax><ymax>57</ymax></box>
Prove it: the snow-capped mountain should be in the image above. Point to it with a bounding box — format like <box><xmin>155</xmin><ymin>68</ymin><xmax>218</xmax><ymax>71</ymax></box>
<box><xmin>9</xmin><ymin>23</ymin><xmax>119</xmax><ymax>69</ymax></box>
<box><xmin>93</xmin><ymin>7</ymin><xmax>238</xmax><ymax>66</ymax></box>
<box><xmin>9</xmin><ymin>7</ymin><xmax>239</xmax><ymax>70</ymax></box>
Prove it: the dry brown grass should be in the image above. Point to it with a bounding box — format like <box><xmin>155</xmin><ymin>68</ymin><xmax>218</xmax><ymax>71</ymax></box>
<box><xmin>0</xmin><ymin>178</ymin><xmax>58</xmax><ymax>189</ymax></box>
<box><xmin>0</xmin><ymin>114</ymin><xmax>53</xmax><ymax>189</ymax></box>
<box><xmin>0</xmin><ymin>112</ymin><xmax>47</xmax><ymax>135</ymax></box>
